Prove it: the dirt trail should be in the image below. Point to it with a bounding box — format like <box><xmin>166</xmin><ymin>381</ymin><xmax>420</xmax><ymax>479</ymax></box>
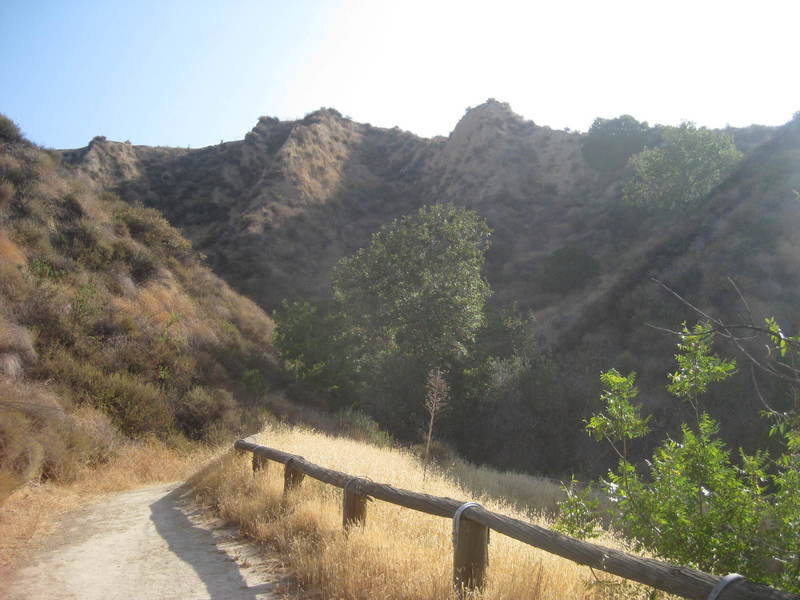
<box><xmin>2</xmin><ymin>482</ymin><xmax>293</xmax><ymax>599</ymax></box>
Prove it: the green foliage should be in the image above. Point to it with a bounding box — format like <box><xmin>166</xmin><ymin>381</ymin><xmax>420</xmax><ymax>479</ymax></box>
<box><xmin>29</xmin><ymin>257</ymin><xmax>63</xmax><ymax>279</ymax></box>
<box><xmin>175</xmin><ymin>386</ymin><xmax>237</xmax><ymax>440</ymax></box>
<box><xmin>765</xmin><ymin>316</ymin><xmax>795</xmax><ymax>359</ymax></box>
<box><xmin>57</xmin><ymin>217</ymin><xmax>115</xmax><ymax>270</ymax></box>
<box><xmin>334</xmin><ymin>407</ymin><xmax>394</xmax><ymax>447</ymax></box>
<box><xmin>332</xmin><ymin>203</ymin><xmax>491</xmax><ymax>368</ymax></box>
<box><xmin>274</xmin><ymin>300</ymin><xmax>328</xmax><ymax>380</ymax></box>
<box><xmin>586</xmin><ymin>369</ymin><xmax>650</xmax><ymax>444</ymax></box>
<box><xmin>666</xmin><ymin>323</ymin><xmax>736</xmax><ymax>418</ymax></box>
<box><xmin>0</xmin><ymin>114</ymin><xmax>22</xmax><ymax>143</ymax></box>
<box><xmin>273</xmin><ymin>299</ymin><xmax>355</xmax><ymax>406</ymax></box>
<box><xmin>553</xmin><ymin>477</ymin><xmax>601</xmax><ymax>539</ymax></box>
<box><xmin>278</xmin><ymin>204</ymin><xmax>492</xmax><ymax>441</ymax></box>
<box><xmin>448</xmin><ymin>309</ymin><xmax>573</xmax><ymax>474</ymax></box>
<box><xmin>557</xmin><ymin>324</ymin><xmax>800</xmax><ymax>592</ymax></box>
<box><xmin>582</xmin><ymin>115</ymin><xmax>650</xmax><ymax>172</ymax></box>
<box><xmin>46</xmin><ymin>350</ymin><xmax>173</xmax><ymax>437</ymax></box>
<box><xmin>71</xmin><ymin>280</ymin><xmax>104</xmax><ymax>324</ymax></box>
<box><xmin>613</xmin><ymin>416</ymin><xmax>771</xmax><ymax>576</ymax></box>
<box><xmin>624</xmin><ymin>123</ymin><xmax>743</xmax><ymax>212</ymax></box>
<box><xmin>541</xmin><ymin>246</ymin><xmax>600</xmax><ymax>294</ymax></box>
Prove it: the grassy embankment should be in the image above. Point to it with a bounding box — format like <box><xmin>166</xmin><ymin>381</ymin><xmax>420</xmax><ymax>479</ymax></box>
<box><xmin>191</xmin><ymin>423</ymin><xmax>656</xmax><ymax>600</ymax></box>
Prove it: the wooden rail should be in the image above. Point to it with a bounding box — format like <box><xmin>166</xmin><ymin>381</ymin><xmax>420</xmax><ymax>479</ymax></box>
<box><xmin>233</xmin><ymin>437</ymin><xmax>799</xmax><ymax>600</ymax></box>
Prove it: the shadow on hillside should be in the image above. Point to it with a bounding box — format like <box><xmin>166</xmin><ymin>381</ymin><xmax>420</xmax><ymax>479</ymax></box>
<box><xmin>149</xmin><ymin>485</ymin><xmax>275</xmax><ymax>599</ymax></box>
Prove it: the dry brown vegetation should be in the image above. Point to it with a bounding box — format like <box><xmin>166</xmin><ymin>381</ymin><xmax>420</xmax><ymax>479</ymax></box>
<box><xmin>190</xmin><ymin>423</ymin><xmax>655</xmax><ymax>600</ymax></box>
<box><xmin>0</xmin><ymin>117</ymin><xmax>280</xmax><ymax>500</ymax></box>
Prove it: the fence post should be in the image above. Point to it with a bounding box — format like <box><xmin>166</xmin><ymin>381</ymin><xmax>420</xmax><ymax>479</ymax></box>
<box><xmin>252</xmin><ymin>453</ymin><xmax>268</xmax><ymax>475</ymax></box>
<box><xmin>342</xmin><ymin>479</ymin><xmax>368</xmax><ymax>530</ymax></box>
<box><xmin>453</xmin><ymin>505</ymin><xmax>489</xmax><ymax>596</ymax></box>
<box><xmin>283</xmin><ymin>457</ymin><xmax>305</xmax><ymax>494</ymax></box>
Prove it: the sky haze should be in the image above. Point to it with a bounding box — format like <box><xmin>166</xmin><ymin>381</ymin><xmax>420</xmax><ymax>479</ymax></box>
<box><xmin>1</xmin><ymin>0</ymin><xmax>798</xmax><ymax>148</ymax></box>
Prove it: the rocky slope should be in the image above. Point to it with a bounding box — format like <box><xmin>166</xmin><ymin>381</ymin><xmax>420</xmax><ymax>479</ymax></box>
<box><xmin>57</xmin><ymin>101</ymin><xmax>800</xmax><ymax>467</ymax></box>
<box><xmin>62</xmin><ymin>101</ymin><xmax>618</xmax><ymax>317</ymax></box>
<box><xmin>61</xmin><ymin>102</ymin><xmax>795</xmax><ymax>342</ymax></box>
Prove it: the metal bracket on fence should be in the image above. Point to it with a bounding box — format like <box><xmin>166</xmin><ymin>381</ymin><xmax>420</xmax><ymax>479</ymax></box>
<box><xmin>452</xmin><ymin>502</ymin><xmax>488</xmax><ymax>546</ymax></box>
<box><xmin>707</xmin><ymin>573</ymin><xmax>744</xmax><ymax>600</ymax></box>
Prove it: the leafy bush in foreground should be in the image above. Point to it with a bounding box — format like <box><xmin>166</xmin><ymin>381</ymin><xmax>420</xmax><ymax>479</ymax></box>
<box><xmin>557</xmin><ymin>323</ymin><xmax>800</xmax><ymax>593</ymax></box>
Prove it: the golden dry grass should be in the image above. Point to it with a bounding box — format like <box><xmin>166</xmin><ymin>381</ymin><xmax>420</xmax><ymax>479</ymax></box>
<box><xmin>0</xmin><ymin>439</ymin><xmax>216</xmax><ymax>570</ymax></box>
<box><xmin>0</xmin><ymin>235</ymin><xmax>26</xmax><ymax>266</ymax></box>
<box><xmin>112</xmin><ymin>277</ymin><xmax>199</xmax><ymax>342</ymax></box>
<box><xmin>190</xmin><ymin>424</ymin><xmax>654</xmax><ymax>599</ymax></box>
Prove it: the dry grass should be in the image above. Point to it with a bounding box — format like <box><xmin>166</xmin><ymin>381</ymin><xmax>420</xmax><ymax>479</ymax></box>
<box><xmin>112</xmin><ymin>277</ymin><xmax>198</xmax><ymax>342</ymax></box>
<box><xmin>190</xmin><ymin>424</ymin><xmax>653</xmax><ymax>599</ymax></box>
<box><xmin>0</xmin><ymin>319</ymin><xmax>37</xmax><ymax>363</ymax></box>
<box><xmin>0</xmin><ymin>438</ymin><xmax>216</xmax><ymax>569</ymax></box>
<box><xmin>0</xmin><ymin>235</ymin><xmax>26</xmax><ymax>266</ymax></box>
<box><xmin>447</xmin><ymin>459</ymin><xmax>566</xmax><ymax>516</ymax></box>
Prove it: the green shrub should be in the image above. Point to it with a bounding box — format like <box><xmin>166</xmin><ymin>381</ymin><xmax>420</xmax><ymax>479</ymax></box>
<box><xmin>58</xmin><ymin>219</ymin><xmax>115</xmax><ymax>270</ymax></box>
<box><xmin>75</xmin><ymin>280</ymin><xmax>104</xmax><ymax>319</ymax></box>
<box><xmin>581</xmin><ymin>115</ymin><xmax>650</xmax><ymax>172</ymax></box>
<box><xmin>541</xmin><ymin>246</ymin><xmax>600</xmax><ymax>294</ymax></box>
<box><xmin>624</xmin><ymin>123</ymin><xmax>742</xmax><ymax>212</ymax></box>
<box><xmin>113</xmin><ymin>204</ymin><xmax>193</xmax><ymax>259</ymax></box>
<box><xmin>0</xmin><ymin>114</ymin><xmax>22</xmax><ymax>143</ymax></box>
<box><xmin>19</xmin><ymin>282</ymin><xmax>74</xmax><ymax>346</ymax></box>
<box><xmin>29</xmin><ymin>257</ymin><xmax>63</xmax><ymax>279</ymax></box>
<box><xmin>96</xmin><ymin>372</ymin><xmax>174</xmax><ymax>438</ymax></box>
<box><xmin>557</xmin><ymin>323</ymin><xmax>800</xmax><ymax>592</ymax></box>
<box><xmin>335</xmin><ymin>407</ymin><xmax>394</xmax><ymax>447</ymax></box>
<box><xmin>46</xmin><ymin>351</ymin><xmax>173</xmax><ymax>437</ymax></box>
<box><xmin>0</xmin><ymin>179</ymin><xmax>14</xmax><ymax>210</ymax></box>
<box><xmin>112</xmin><ymin>238</ymin><xmax>157</xmax><ymax>282</ymax></box>
<box><xmin>175</xmin><ymin>386</ymin><xmax>237</xmax><ymax>440</ymax></box>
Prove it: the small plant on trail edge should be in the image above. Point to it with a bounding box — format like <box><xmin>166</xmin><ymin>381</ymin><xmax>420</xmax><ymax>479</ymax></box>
<box><xmin>556</xmin><ymin>322</ymin><xmax>800</xmax><ymax>594</ymax></box>
<box><xmin>423</xmin><ymin>367</ymin><xmax>449</xmax><ymax>469</ymax></box>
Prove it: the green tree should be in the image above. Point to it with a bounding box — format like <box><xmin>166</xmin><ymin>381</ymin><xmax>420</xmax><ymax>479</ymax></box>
<box><xmin>624</xmin><ymin>123</ymin><xmax>742</xmax><ymax>212</ymax></box>
<box><xmin>332</xmin><ymin>203</ymin><xmax>491</xmax><ymax>370</ymax></box>
<box><xmin>581</xmin><ymin>115</ymin><xmax>650</xmax><ymax>172</ymax></box>
<box><xmin>273</xmin><ymin>299</ymin><xmax>356</xmax><ymax>406</ymax></box>
<box><xmin>541</xmin><ymin>246</ymin><xmax>600</xmax><ymax>294</ymax></box>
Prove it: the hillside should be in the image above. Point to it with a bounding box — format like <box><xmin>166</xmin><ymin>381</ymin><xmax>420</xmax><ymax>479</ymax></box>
<box><xmin>0</xmin><ymin>117</ymin><xmax>280</xmax><ymax>497</ymax></box>
<box><xmin>61</xmin><ymin>101</ymin><xmax>616</xmax><ymax>314</ymax></box>
<box><xmin>55</xmin><ymin>102</ymin><xmax>800</xmax><ymax>476</ymax></box>
<box><xmin>61</xmin><ymin>102</ymin><xmax>786</xmax><ymax>332</ymax></box>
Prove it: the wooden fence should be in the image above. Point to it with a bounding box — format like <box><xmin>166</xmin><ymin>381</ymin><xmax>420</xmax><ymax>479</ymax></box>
<box><xmin>233</xmin><ymin>437</ymin><xmax>798</xmax><ymax>600</ymax></box>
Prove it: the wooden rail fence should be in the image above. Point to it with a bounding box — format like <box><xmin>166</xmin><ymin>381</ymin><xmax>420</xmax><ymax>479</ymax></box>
<box><xmin>233</xmin><ymin>437</ymin><xmax>798</xmax><ymax>600</ymax></box>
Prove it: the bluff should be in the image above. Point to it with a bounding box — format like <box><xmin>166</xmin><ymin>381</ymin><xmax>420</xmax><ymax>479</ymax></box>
<box><xmin>58</xmin><ymin>102</ymin><xmax>800</xmax><ymax>473</ymax></box>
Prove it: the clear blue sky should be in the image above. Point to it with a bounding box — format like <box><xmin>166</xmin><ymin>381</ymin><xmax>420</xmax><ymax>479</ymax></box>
<box><xmin>2</xmin><ymin>0</ymin><xmax>798</xmax><ymax>149</ymax></box>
